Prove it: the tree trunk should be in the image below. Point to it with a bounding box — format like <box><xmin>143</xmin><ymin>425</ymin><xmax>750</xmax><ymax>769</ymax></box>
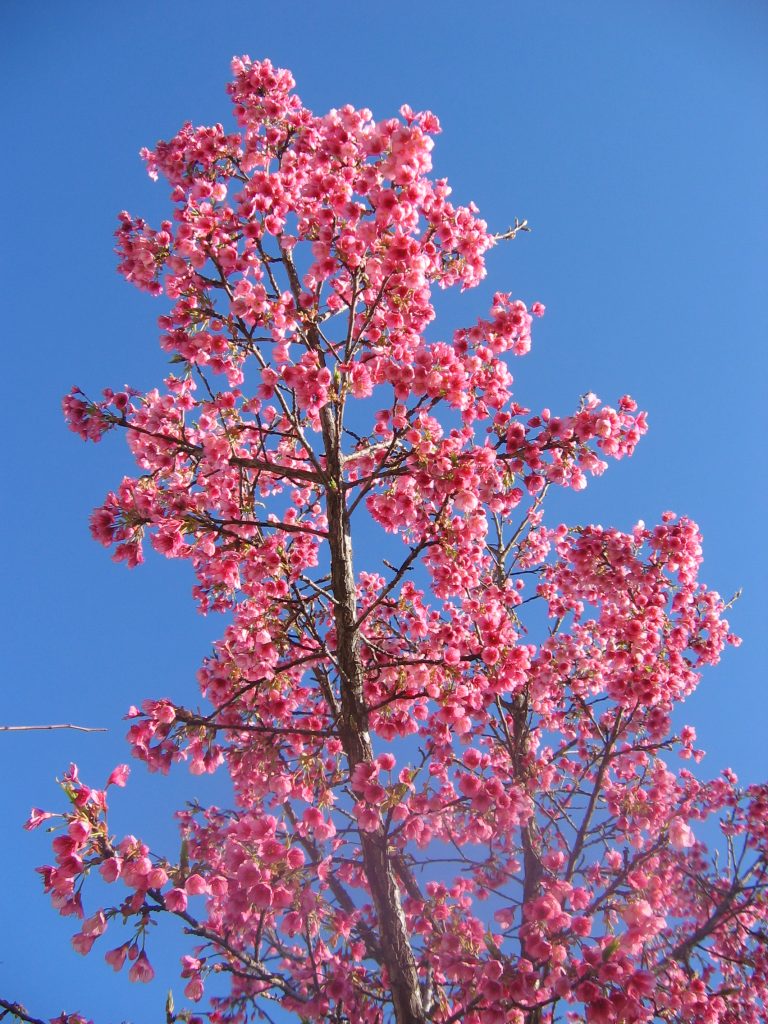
<box><xmin>320</xmin><ymin>404</ymin><xmax>426</xmax><ymax>1024</ymax></box>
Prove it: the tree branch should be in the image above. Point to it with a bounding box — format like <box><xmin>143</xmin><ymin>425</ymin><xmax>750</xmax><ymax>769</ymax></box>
<box><xmin>0</xmin><ymin>724</ymin><xmax>106</xmax><ymax>733</ymax></box>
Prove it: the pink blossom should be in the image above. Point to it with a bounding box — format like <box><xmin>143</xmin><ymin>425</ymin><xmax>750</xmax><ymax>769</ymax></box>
<box><xmin>185</xmin><ymin>873</ymin><xmax>209</xmax><ymax>895</ymax></box>
<box><xmin>184</xmin><ymin>977</ymin><xmax>204</xmax><ymax>1001</ymax></box>
<box><xmin>71</xmin><ymin>932</ymin><xmax>96</xmax><ymax>956</ymax></box>
<box><xmin>669</xmin><ymin>816</ymin><xmax>695</xmax><ymax>849</ymax></box>
<box><xmin>105</xmin><ymin>765</ymin><xmax>131</xmax><ymax>786</ymax></box>
<box><xmin>99</xmin><ymin>857</ymin><xmax>122</xmax><ymax>883</ymax></box>
<box><xmin>104</xmin><ymin>944</ymin><xmax>128</xmax><ymax>972</ymax></box>
<box><xmin>24</xmin><ymin>808</ymin><xmax>54</xmax><ymax>831</ymax></box>
<box><xmin>164</xmin><ymin>887</ymin><xmax>188</xmax><ymax>912</ymax></box>
<box><xmin>128</xmin><ymin>951</ymin><xmax>155</xmax><ymax>983</ymax></box>
<box><xmin>250</xmin><ymin>882</ymin><xmax>273</xmax><ymax>909</ymax></box>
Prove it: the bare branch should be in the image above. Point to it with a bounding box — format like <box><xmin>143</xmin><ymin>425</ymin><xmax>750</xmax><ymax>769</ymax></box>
<box><xmin>0</xmin><ymin>724</ymin><xmax>106</xmax><ymax>734</ymax></box>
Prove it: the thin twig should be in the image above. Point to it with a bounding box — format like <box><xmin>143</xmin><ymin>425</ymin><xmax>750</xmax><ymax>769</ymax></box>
<box><xmin>0</xmin><ymin>724</ymin><xmax>106</xmax><ymax>734</ymax></box>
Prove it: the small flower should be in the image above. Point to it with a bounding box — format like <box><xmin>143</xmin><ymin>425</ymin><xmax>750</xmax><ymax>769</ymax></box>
<box><xmin>184</xmin><ymin>873</ymin><xmax>209</xmax><ymax>895</ymax></box>
<box><xmin>128</xmin><ymin>951</ymin><xmax>155</xmax><ymax>983</ymax></box>
<box><xmin>669</xmin><ymin>817</ymin><xmax>695</xmax><ymax>849</ymax></box>
<box><xmin>24</xmin><ymin>808</ymin><xmax>54</xmax><ymax>831</ymax></box>
<box><xmin>106</xmin><ymin>764</ymin><xmax>130</xmax><ymax>788</ymax></box>
<box><xmin>105</xmin><ymin>944</ymin><xmax>128</xmax><ymax>972</ymax></box>
<box><xmin>165</xmin><ymin>887</ymin><xmax>188</xmax><ymax>912</ymax></box>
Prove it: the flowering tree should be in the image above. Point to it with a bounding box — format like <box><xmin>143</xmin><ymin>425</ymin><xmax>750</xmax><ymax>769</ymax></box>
<box><xmin>19</xmin><ymin>57</ymin><xmax>768</xmax><ymax>1024</ymax></box>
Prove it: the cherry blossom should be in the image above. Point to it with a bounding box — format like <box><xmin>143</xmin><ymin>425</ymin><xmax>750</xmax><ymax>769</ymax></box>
<box><xmin>20</xmin><ymin>56</ymin><xmax>767</xmax><ymax>1024</ymax></box>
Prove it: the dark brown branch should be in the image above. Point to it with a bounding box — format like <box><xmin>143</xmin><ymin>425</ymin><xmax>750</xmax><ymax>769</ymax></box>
<box><xmin>175</xmin><ymin>709</ymin><xmax>335</xmax><ymax>738</ymax></box>
<box><xmin>0</xmin><ymin>999</ymin><xmax>48</xmax><ymax>1024</ymax></box>
<box><xmin>355</xmin><ymin>539</ymin><xmax>433</xmax><ymax>629</ymax></box>
<box><xmin>320</xmin><ymin>397</ymin><xmax>426</xmax><ymax>1024</ymax></box>
<box><xmin>565</xmin><ymin>713</ymin><xmax>622</xmax><ymax>882</ymax></box>
<box><xmin>204</xmin><ymin>515</ymin><xmax>327</xmax><ymax>538</ymax></box>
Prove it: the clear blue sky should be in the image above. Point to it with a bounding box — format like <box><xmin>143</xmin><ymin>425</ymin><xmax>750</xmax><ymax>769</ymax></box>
<box><xmin>2</xmin><ymin>3</ymin><xmax>766</xmax><ymax>1021</ymax></box>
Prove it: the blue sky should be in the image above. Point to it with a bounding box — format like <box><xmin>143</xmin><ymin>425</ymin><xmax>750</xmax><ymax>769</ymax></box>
<box><xmin>2</xmin><ymin>2</ymin><xmax>766</xmax><ymax>1021</ymax></box>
